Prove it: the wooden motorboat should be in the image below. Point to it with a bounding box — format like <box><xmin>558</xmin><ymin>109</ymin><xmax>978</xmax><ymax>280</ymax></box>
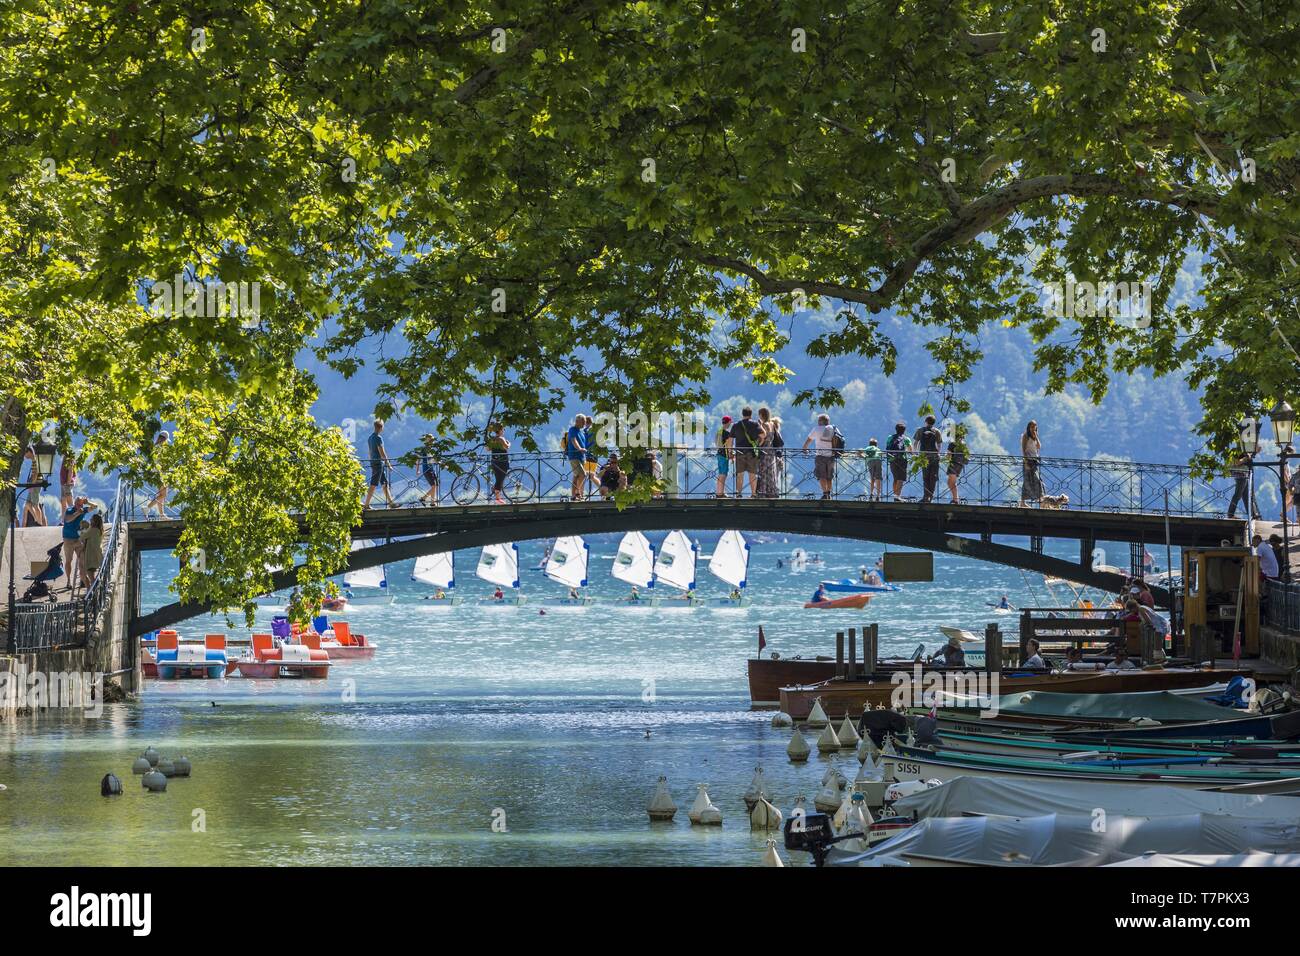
<box><xmin>778</xmin><ymin>667</ymin><xmax>1254</xmax><ymax>721</ymax></box>
<box><xmin>748</xmin><ymin>656</ymin><xmax>838</xmax><ymax>707</ymax></box>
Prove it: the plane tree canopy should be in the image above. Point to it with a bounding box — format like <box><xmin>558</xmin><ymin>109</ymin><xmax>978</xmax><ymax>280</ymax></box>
<box><xmin>3</xmin><ymin>0</ymin><xmax>1298</xmax><ymax>614</ymax></box>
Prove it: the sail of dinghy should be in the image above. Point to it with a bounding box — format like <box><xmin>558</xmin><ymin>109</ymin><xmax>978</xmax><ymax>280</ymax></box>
<box><xmin>654</xmin><ymin>530</ymin><xmax>697</xmax><ymax>592</ymax></box>
<box><xmin>612</xmin><ymin>532</ymin><xmax>656</xmax><ymax>589</ymax></box>
<box><xmin>545</xmin><ymin>536</ymin><xmax>590</xmax><ymax>590</ymax></box>
<box><xmin>708</xmin><ymin>530</ymin><xmax>750</xmax><ymax>590</ymax></box>
<box><xmin>476</xmin><ymin>543</ymin><xmax>521</xmax><ymax>589</ymax></box>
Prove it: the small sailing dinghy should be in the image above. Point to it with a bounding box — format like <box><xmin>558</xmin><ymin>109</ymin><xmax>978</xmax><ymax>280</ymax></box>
<box><xmin>704</xmin><ymin>530</ymin><xmax>751</xmax><ymax>607</ymax></box>
<box><xmin>613</xmin><ymin>531</ymin><xmax>660</xmax><ymax>605</ymax></box>
<box><xmin>653</xmin><ymin>530</ymin><xmax>698</xmax><ymax>607</ymax></box>
<box><xmin>477</xmin><ymin>543</ymin><xmax>526</xmax><ymax>604</ymax></box>
<box><xmin>337</xmin><ymin>539</ymin><xmax>395</xmax><ymax>607</ymax></box>
<box><xmin>412</xmin><ymin>549</ymin><xmax>464</xmax><ymax>605</ymax></box>
<box><xmin>541</xmin><ymin>535</ymin><xmax>595</xmax><ymax>605</ymax></box>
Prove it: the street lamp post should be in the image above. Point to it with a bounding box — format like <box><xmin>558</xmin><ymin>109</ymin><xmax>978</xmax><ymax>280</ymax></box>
<box><xmin>1271</xmin><ymin>402</ymin><xmax>1295</xmax><ymax>584</ymax></box>
<box><xmin>7</xmin><ymin>440</ymin><xmax>56</xmax><ymax>653</ymax></box>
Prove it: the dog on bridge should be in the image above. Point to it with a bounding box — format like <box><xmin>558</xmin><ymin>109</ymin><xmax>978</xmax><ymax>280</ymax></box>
<box><xmin>1038</xmin><ymin>493</ymin><xmax>1070</xmax><ymax>509</ymax></box>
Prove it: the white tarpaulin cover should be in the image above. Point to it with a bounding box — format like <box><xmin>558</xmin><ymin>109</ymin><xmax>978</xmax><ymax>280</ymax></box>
<box><xmin>707</xmin><ymin>530</ymin><xmax>749</xmax><ymax>589</ymax></box>
<box><xmin>654</xmin><ymin>531</ymin><xmax>697</xmax><ymax>592</ymax></box>
<box><xmin>545</xmin><ymin>536</ymin><xmax>589</xmax><ymax>589</ymax></box>
<box><xmin>612</xmin><ymin>532</ymin><xmax>655</xmax><ymax>588</ymax></box>
<box><xmin>826</xmin><ymin>812</ymin><xmax>1300</xmax><ymax>867</ymax></box>
<box><xmin>412</xmin><ymin>551</ymin><xmax>455</xmax><ymax>589</ymax></box>
<box><xmin>892</xmin><ymin>775</ymin><xmax>1300</xmax><ymax>822</ymax></box>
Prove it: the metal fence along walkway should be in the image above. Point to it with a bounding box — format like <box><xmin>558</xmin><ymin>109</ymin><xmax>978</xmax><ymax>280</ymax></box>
<box><xmin>121</xmin><ymin>448</ymin><xmax>1239</xmax><ymax>521</ymax></box>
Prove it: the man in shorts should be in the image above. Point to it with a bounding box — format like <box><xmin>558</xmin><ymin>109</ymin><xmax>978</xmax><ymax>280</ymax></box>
<box><xmin>730</xmin><ymin>407</ymin><xmax>762</xmax><ymax>498</ymax></box>
<box><xmin>885</xmin><ymin>421</ymin><xmax>912</xmax><ymax>500</ymax></box>
<box><xmin>802</xmin><ymin>413</ymin><xmax>836</xmax><ymax>499</ymax></box>
<box><xmin>582</xmin><ymin>415</ymin><xmax>599</xmax><ymax>496</ymax></box>
<box><xmin>363</xmin><ymin>420</ymin><xmax>396</xmax><ymax>509</ymax></box>
<box><xmin>566</xmin><ymin>414</ymin><xmax>588</xmax><ymax>499</ymax></box>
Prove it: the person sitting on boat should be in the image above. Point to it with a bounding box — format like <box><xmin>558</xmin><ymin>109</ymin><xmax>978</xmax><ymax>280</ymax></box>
<box><xmin>434</xmin><ymin>588</ymin><xmax>446</xmax><ymax>600</ymax></box>
<box><xmin>729</xmin><ymin>587</ymin><xmax>741</xmax><ymax>601</ymax></box>
<box><xmin>568</xmin><ymin>587</ymin><xmax>579</xmax><ymax>600</ymax></box>
<box><xmin>865</xmin><ymin>569</ymin><xmax>883</xmax><ymax>586</ymax></box>
<box><xmin>811</xmin><ymin>583</ymin><xmax>828</xmax><ymax>604</ymax></box>
<box><xmin>931</xmin><ymin>635</ymin><xmax>965</xmax><ymax>667</ymax></box>
<box><xmin>1107</xmin><ymin>648</ymin><xmax>1138</xmax><ymax>670</ymax></box>
<box><xmin>492</xmin><ymin>587</ymin><xmax>505</xmax><ymax>601</ymax></box>
<box><xmin>1064</xmin><ymin>647</ymin><xmax>1101</xmax><ymax>671</ymax></box>
<box><xmin>997</xmin><ymin>594</ymin><xmax>1012</xmax><ymax>609</ymax></box>
<box><xmin>1021</xmin><ymin>638</ymin><xmax>1046</xmax><ymax>669</ymax></box>
<box><xmin>629</xmin><ymin>586</ymin><xmax>640</xmax><ymax>602</ymax></box>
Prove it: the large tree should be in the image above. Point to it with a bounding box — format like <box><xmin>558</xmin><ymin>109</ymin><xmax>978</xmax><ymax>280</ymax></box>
<box><xmin>5</xmin><ymin>0</ymin><xmax>1299</xmax><ymax>615</ymax></box>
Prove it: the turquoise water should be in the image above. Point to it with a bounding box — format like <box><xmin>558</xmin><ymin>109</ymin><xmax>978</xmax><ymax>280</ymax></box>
<box><xmin>0</xmin><ymin>535</ymin><xmax>1140</xmax><ymax>865</ymax></box>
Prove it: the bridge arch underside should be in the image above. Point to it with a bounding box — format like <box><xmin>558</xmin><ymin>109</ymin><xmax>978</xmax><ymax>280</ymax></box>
<box><xmin>128</xmin><ymin>500</ymin><xmax>1242</xmax><ymax>635</ymax></box>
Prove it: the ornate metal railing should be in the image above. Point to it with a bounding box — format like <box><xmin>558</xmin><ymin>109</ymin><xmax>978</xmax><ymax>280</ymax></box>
<box><xmin>11</xmin><ymin>480</ymin><xmax>127</xmax><ymax>653</ymax></box>
<box><xmin>1264</xmin><ymin>578</ymin><xmax>1300</xmax><ymax>633</ymax></box>
<box><xmin>120</xmin><ymin>448</ymin><xmax>1237</xmax><ymax>520</ymax></box>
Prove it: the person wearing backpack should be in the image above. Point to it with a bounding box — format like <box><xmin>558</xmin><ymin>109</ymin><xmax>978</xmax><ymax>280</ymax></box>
<box><xmin>885</xmin><ymin>422</ymin><xmax>912</xmax><ymax>500</ymax></box>
<box><xmin>801</xmin><ymin>413</ymin><xmax>837</xmax><ymax>499</ymax></box>
<box><xmin>912</xmin><ymin>414</ymin><xmax>943</xmax><ymax>503</ymax></box>
<box><xmin>730</xmin><ymin>406</ymin><xmax>763</xmax><ymax>498</ymax></box>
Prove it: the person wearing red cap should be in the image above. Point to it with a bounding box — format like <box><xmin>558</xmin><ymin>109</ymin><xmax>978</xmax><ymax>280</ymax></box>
<box><xmin>715</xmin><ymin>415</ymin><xmax>733</xmax><ymax>497</ymax></box>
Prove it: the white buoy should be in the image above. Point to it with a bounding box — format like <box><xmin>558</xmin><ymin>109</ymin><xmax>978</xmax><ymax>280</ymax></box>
<box><xmin>689</xmin><ymin>784</ymin><xmax>723</xmax><ymax>825</ymax></box>
<box><xmin>131</xmin><ymin>756</ymin><xmax>151</xmax><ymax>775</ymax></box>
<box><xmin>856</xmin><ymin>733</ymin><xmax>877</xmax><ymax>763</ymax></box>
<box><xmin>905</xmin><ymin>729</ymin><xmax>916</xmax><ymax>747</ymax></box>
<box><xmin>821</xmin><ymin>764</ymin><xmax>846</xmax><ymax>788</ymax></box>
<box><xmin>816</xmin><ymin>722</ymin><xmax>842</xmax><ymax>754</ymax></box>
<box><xmin>771</xmin><ymin>712</ymin><xmax>794</xmax><ymax>728</ymax></box>
<box><xmin>855</xmin><ymin>753</ymin><xmax>881</xmax><ymax>785</ymax></box>
<box><xmin>806</xmin><ymin>697</ymin><xmax>829</xmax><ymax>729</ymax></box>
<box><xmin>647</xmin><ymin>776</ymin><xmax>677</xmax><ymax>821</ymax></box>
<box><xmin>787</xmin><ymin>726</ymin><xmax>811</xmax><ymax>762</ymax></box>
<box><xmin>142</xmin><ymin>747</ymin><xmax>160</xmax><ymax>767</ymax></box>
<box><xmin>814</xmin><ymin>774</ymin><xmax>844</xmax><ymax>813</ymax></box>
<box><xmin>173</xmin><ymin>756</ymin><xmax>192</xmax><ymax>777</ymax></box>
<box><xmin>743</xmin><ymin>767</ymin><xmax>768</xmax><ymax>811</ymax></box>
<box><xmin>836</xmin><ymin>714</ymin><xmax>860</xmax><ymax>748</ymax></box>
<box><xmin>761</xmin><ymin>838</ymin><xmax>785</xmax><ymax>867</ymax></box>
<box><xmin>750</xmin><ymin>796</ymin><xmax>783</xmax><ymax>830</ymax></box>
<box><xmin>156</xmin><ymin>757</ymin><xmax>176</xmax><ymax>778</ymax></box>
<box><xmin>141</xmin><ymin>769</ymin><xmax>166</xmax><ymax>792</ymax></box>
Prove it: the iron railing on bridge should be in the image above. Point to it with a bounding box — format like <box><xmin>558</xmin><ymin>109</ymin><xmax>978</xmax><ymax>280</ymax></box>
<box><xmin>122</xmin><ymin>448</ymin><xmax>1237</xmax><ymax>521</ymax></box>
<box><xmin>10</xmin><ymin>480</ymin><xmax>127</xmax><ymax>653</ymax></box>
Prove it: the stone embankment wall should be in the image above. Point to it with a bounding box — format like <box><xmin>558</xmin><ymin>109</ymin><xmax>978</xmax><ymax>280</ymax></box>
<box><xmin>0</xmin><ymin>527</ymin><xmax>137</xmax><ymax>722</ymax></box>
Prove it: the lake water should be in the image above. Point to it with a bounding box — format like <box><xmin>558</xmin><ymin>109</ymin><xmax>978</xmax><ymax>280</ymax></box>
<box><xmin>0</xmin><ymin>534</ymin><xmax>1149</xmax><ymax>866</ymax></box>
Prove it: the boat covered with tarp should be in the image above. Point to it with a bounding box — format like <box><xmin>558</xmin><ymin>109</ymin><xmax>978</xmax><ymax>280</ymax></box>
<box><xmin>988</xmin><ymin>690</ymin><xmax>1244</xmax><ymax>723</ymax></box>
<box><xmin>825</xmin><ymin>812</ymin><xmax>1300</xmax><ymax>867</ymax></box>
<box><xmin>889</xmin><ymin>775</ymin><xmax>1300</xmax><ymax>822</ymax></box>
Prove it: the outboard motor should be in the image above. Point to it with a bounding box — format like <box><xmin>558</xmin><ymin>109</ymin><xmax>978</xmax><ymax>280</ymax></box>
<box><xmin>783</xmin><ymin>812</ymin><xmax>865</xmax><ymax>867</ymax></box>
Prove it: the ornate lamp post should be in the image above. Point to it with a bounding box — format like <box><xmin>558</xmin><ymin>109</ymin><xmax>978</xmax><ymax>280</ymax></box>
<box><xmin>7</xmin><ymin>439</ymin><xmax>56</xmax><ymax>652</ymax></box>
<box><xmin>1271</xmin><ymin>402</ymin><xmax>1294</xmax><ymax>582</ymax></box>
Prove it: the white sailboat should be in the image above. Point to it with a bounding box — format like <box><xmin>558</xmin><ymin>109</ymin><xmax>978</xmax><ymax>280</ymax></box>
<box><xmin>412</xmin><ymin>549</ymin><xmax>463</xmax><ymax>605</ymax></box>
<box><xmin>705</xmin><ymin>530</ymin><xmax>751</xmax><ymax>607</ymax></box>
<box><xmin>613</xmin><ymin>531</ymin><xmax>660</xmax><ymax>605</ymax></box>
<box><xmin>653</xmin><ymin>530</ymin><xmax>698</xmax><ymax>606</ymax></box>
<box><xmin>477</xmin><ymin>543</ymin><xmax>526</xmax><ymax>604</ymax></box>
<box><xmin>541</xmin><ymin>535</ymin><xmax>595</xmax><ymax>605</ymax></box>
<box><xmin>339</xmin><ymin>539</ymin><xmax>395</xmax><ymax>606</ymax></box>
<box><xmin>613</xmin><ymin>530</ymin><xmax>665</xmax><ymax>606</ymax></box>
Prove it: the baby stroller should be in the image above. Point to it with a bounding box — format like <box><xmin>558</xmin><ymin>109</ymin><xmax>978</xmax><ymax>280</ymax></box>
<box><xmin>20</xmin><ymin>543</ymin><xmax>64</xmax><ymax>603</ymax></box>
